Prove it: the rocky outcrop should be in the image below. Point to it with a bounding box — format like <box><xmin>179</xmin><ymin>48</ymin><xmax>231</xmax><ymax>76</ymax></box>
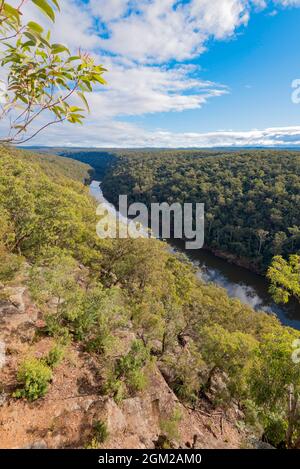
<box><xmin>0</xmin><ymin>283</ymin><xmax>248</xmax><ymax>450</ymax></box>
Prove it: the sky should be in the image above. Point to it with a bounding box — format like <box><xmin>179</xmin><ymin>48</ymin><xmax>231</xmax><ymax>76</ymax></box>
<box><xmin>14</xmin><ymin>0</ymin><xmax>300</xmax><ymax>147</ymax></box>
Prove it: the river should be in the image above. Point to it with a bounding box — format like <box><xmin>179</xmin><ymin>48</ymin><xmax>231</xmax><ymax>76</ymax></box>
<box><xmin>90</xmin><ymin>181</ymin><xmax>300</xmax><ymax>330</ymax></box>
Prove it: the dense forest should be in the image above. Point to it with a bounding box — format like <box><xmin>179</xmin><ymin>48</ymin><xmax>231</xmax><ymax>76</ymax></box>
<box><xmin>101</xmin><ymin>150</ymin><xmax>300</xmax><ymax>274</ymax></box>
<box><xmin>1</xmin><ymin>147</ymin><xmax>300</xmax><ymax>448</ymax></box>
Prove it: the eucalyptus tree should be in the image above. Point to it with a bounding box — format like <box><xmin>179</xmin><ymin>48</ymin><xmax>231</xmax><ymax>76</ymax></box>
<box><xmin>0</xmin><ymin>1</ymin><xmax>106</xmax><ymax>144</ymax></box>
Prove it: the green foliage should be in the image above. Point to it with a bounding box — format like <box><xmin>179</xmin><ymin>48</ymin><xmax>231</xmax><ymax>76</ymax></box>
<box><xmin>0</xmin><ymin>1</ymin><xmax>106</xmax><ymax>144</ymax></box>
<box><xmin>160</xmin><ymin>407</ymin><xmax>182</xmax><ymax>442</ymax></box>
<box><xmin>162</xmin><ymin>344</ymin><xmax>203</xmax><ymax>405</ymax></box>
<box><xmin>13</xmin><ymin>357</ymin><xmax>52</xmax><ymax>401</ymax></box>
<box><xmin>115</xmin><ymin>340</ymin><xmax>150</xmax><ymax>378</ymax></box>
<box><xmin>249</xmin><ymin>329</ymin><xmax>300</xmax><ymax>448</ymax></box>
<box><xmin>0</xmin><ymin>249</ymin><xmax>23</xmax><ymax>281</ymax></box>
<box><xmin>102</xmin><ymin>150</ymin><xmax>300</xmax><ymax>273</ymax></box>
<box><xmin>29</xmin><ymin>252</ymin><xmax>124</xmax><ymax>355</ymax></box>
<box><xmin>200</xmin><ymin>324</ymin><xmax>258</xmax><ymax>400</ymax></box>
<box><xmin>262</xmin><ymin>413</ymin><xmax>287</xmax><ymax>447</ymax></box>
<box><xmin>2</xmin><ymin>147</ymin><xmax>300</xmax><ymax>448</ymax></box>
<box><xmin>104</xmin><ymin>373</ymin><xmax>126</xmax><ymax>404</ymax></box>
<box><xmin>126</xmin><ymin>369</ymin><xmax>148</xmax><ymax>394</ymax></box>
<box><xmin>267</xmin><ymin>255</ymin><xmax>300</xmax><ymax>304</ymax></box>
<box><xmin>104</xmin><ymin>340</ymin><xmax>150</xmax><ymax>401</ymax></box>
<box><xmin>0</xmin><ymin>149</ymin><xmax>102</xmax><ymax>262</ymax></box>
<box><xmin>13</xmin><ymin>342</ymin><xmax>64</xmax><ymax>401</ymax></box>
<box><xmin>44</xmin><ymin>313</ymin><xmax>70</xmax><ymax>344</ymax></box>
<box><xmin>93</xmin><ymin>420</ymin><xmax>109</xmax><ymax>444</ymax></box>
<box><xmin>44</xmin><ymin>344</ymin><xmax>64</xmax><ymax>368</ymax></box>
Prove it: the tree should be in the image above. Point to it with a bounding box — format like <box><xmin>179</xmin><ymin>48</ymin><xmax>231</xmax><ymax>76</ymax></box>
<box><xmin>249</xmin><ymin>330</ymin><xmax>300</xmax><ymax>448</ymax></box>
<box><xmin>256</xmin><ymin>229</ymin><xmax>268</xmax><ymax>255</ymax></box>
<box><xmin>199</xmin><ymin>324</ymin><xmax>258</xmax><ymax>401</ymax></box>
<box><xmin>0</xmin><ymin>1</ymin><xmax>106</xmax><ymax>144</ymax></box>
<box><xmin>102</xmin><ymin>150</ymin><xmax>300</xmax><ymax>273</ymax></box>
<box><xmin>267</xmin><ymin>255</ymin><xmax>300</xmax><ymax>304</ymax></box>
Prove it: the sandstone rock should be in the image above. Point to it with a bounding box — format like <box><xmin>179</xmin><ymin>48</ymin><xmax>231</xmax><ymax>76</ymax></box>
<box><xmin>122</xmin><ymin>397</ymin><xmax>155</xmax><ymax>437</ymax></box>
<box><xmin>8</xmin><ymin>287</ymin><xmax>26</xmax><ymax>313</ymax></box>
<box><xmin>250</xmin><ymin>438</ymin><xmax>275</xmax><ymax>450</ymax></box>
<box><xmin>31</xmin><ymin>440</ymin><xmax>48</xmax><ymax>449</ymax></box>
<box><xmin>81</xmin><ymin>398</ymin><xmax>95</xmax><ymax>412</ymax></box>
<box><xmin>0</xmin><ymin>341</ymin><xmax>6</xmax><ymax>369</ymax></box>
<box><xmin>21</xmin><ymin>440</ymin><xmax>48</xmax><ymax>449</ymax></box>
<box><xmin>0</xmin><ymin>300</ymin><xmax>19</xmax><ymax>317</ymax></box>
<box><xmin>103</xmin><ymin>399</ymin><xmax>127</xmax><ymax>434</ymax></box>
<box><xmin>0</xmin><ymin>391</ymin><xmax>7</xmax><ymax>407</ymax></box>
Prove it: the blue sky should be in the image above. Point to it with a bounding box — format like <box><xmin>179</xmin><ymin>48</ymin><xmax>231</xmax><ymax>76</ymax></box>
<box><xmin>134</xmin><ymin>7</ymin><xmax>300</xmax><ymax>133</ymax></box>
<box><xmin>21</xmin><ymin>0</ymin><xmax>300</xmax><ymax>147</ymax></box>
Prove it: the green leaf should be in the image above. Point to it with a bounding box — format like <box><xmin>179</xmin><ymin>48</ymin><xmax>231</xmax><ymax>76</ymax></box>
<box><xmin>27</xmin><ymin>21</ymin><xmax>44</xmax><ymax>34</ymax></box>
<box><xmin>51</xmin><ymin>0</ymin><xmax>60</xmax><ymax>11</ymax></box>
<box><xmin>3</xmin><ymin>3</ymin><xmax>20</xmax><ymax>22</ymax></box>
<box><xmin>77</xmin><ymin>91</ymin><xmax>90</xmax><ymax>112</ymax></box>
<box><xmin>23</xmin><ymin>32</ymin><xmax>38</xmax><ymax>44</ymax></box>
<box><xmin>51</xmin><ymin>43</ymin><xmax>70</xmax><ymax>54</ymax></box>
<box><xmin>93</xmin><ymin>75</ymin><xmax>107</xmax><ymax>85</ymax></box>
<box><xmin>67</xmin><ymin>56</ymin><xmax>81</xmax><ymax>63</ymax></box>
<box><xmin>22</xmin><ymin>40</ymin><xmax>37</xmax><ymax>49</ymax></box>
<box><xmin>69</xmin><ymin>106</ymin><xmax>84</xmax><ymax>113</ymax></box>
<box><xmin>31</xmin><ymin>0</ymin><xmax>55</xmax><ymax>22</ymax></box>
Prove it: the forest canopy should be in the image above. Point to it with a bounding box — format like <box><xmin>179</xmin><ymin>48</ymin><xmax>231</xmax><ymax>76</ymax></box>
<box><xmin>101</xmin><ymin>149</ymin><xmax>300</xmax><ymax>276</ymax></box>
<box><xmin>1</xmin><ymin>147</ymin><xmax>300</xmax><ymax>448</ymax></box>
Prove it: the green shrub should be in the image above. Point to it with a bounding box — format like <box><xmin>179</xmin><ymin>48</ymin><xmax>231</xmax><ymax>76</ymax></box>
<box><xmin>263</xmin><ymin>413</ymin><xmax>287</xmax><ymax>448</ymax></box>
<box><xmin>103</xmin><ymin>372</ymin><xmax>126</xmax><ymax>404</ymax></box>
<box><xmin>44</xmin><ymin>344</ymin><xmax>65</xmax><ymax>368</ymax></box>
<box><xmin>86</xmin><ymin>332</ymin><xmax>117</xmax><ymax>357</ymax></box>
<box><xmin>115</xmin><ymin>340</ymin><xmax>150</xmax><ymax>377</ymax></box>
<box><xmin>13</xmin><ymin>357</ymin><xmax>52</xmax><ymax>401</ymax></box>
<box><xmin>93</xmin><ymin>420</ymin><xmax>109</xmax><ymax>444</ymax></box>
<box><xmin>0</xmin><ymin>252</ymin><xmax>23</xmax><ymax>281</ymax></box>
<box><xmin>126</xmin><ymin>369</ymin><xmax>147</xmax><ymax>394</ymax></box>
<box><xmin>44</xmin><ymin>314</ymin><xmax>70</xmax><ymax>344</ymax></box>
<box><xmin>85</xmin><ymin>437</ymin><xmax>100</xmax><ymax>449</ymax></box>
<box><xmin>160</xmin><ymin>407</ymin><xmax>182</xmax><ymax>442</ymax></box>
<box><xmin>105</xmin><ymin>340</ymin><xmax>150</xmax><ymax>402</ymax></box>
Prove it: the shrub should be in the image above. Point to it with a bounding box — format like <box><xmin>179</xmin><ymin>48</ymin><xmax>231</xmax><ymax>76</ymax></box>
<box><xmin>13</xmin><ymin>358</ymin><xmax>52</xmax><ymax>401</ymax></box>
<box><xmin>44</xmin><ymin>344</ymin><xmax>65</xmax><ymax>368</ymax></box>
<box><xmin>262</xmin><ymin>413</ymin><xmax>287</xmax><ymax>448</ymax></box>
<box><xmin>103</xmin><ymin>371</ymin><xmax>126</xmax><ymax>404</ymax></box>
<box><xmin>0</xmin><ymin>251</ymin><xmax>23</xmax><ymax>281</ymax></box>
<box><xmin>93</xmin><ymin>420</ymin><xmax>109</xmax><ymax>444</ymax></box>
<box><xmin>104</xmin><ymin>340</ymin><xmax>150</xmax><ymax>402</ymax></box>
<box><xmin>115</xmin><ymin>340</ymin><xmax>150</xmax><ymax>378</ymax></box>
<box><xmin>44</xmin><ymin>314</ymin><xmax>70</xmax><ymax>344</ymax></box>
<box><xmin>160</xmin><ymin>407</ymin><xmax>182</xmax><ymax>442</ymax></box>
<box><xmin>126</xmin><ymin>369</ymin><xmax>147</xmax><ymax>394</ymax></box>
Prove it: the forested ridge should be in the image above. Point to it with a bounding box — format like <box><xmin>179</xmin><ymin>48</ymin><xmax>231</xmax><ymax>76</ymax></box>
<box><xmin>102</xmin><ymin>150</ymin><xmax>300</xmax><ymax>274</ymax></box>
<box><xmin>1</xmin><ymin>147</ymin><xmax>300</xmax><ymax>448</ymax></box>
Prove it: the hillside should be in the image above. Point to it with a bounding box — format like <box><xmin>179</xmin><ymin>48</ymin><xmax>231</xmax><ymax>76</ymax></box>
<box><xmin>102</xmin><ymin>149</ymin><xmax>300</xmax><ymax>273</ymax></box>
<box><xmin>1</xmin><ymin>147</ymin><xmax>300</xmax><ymax>449</ymax></box>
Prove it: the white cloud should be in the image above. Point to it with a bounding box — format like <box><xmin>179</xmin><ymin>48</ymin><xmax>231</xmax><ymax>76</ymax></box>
<box><xmin>275</xmin><ymin>0</ymin><xmax>300</xmax><ymax>5</ymax></box>
<box><xmin>24</xmin><ymin>119</ymin><xmax>300</xmax><ymax>148</ymax></box>
<box><xmin>94</xmin><ymin>0</ymin><xmax>254</xmax><ymax>63</ymax></box>
<box><xmin>19</xmin><ymin>0</ymin><xmax>99</xmax><ymax>50</ymax></box>
<box><xmin>89</xmin><ymin>0</ymin><xmax>129</xmax><ymax>22</ymax></box>
<box><xmin>3</xmin><ymin>0</ymin><xmax>300</xmax><ymax>147</ymax></box>
<box><xmin>89</xmin><ymin>61</ymin><xmax>228</xmax><ymax>117</ymax></box>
